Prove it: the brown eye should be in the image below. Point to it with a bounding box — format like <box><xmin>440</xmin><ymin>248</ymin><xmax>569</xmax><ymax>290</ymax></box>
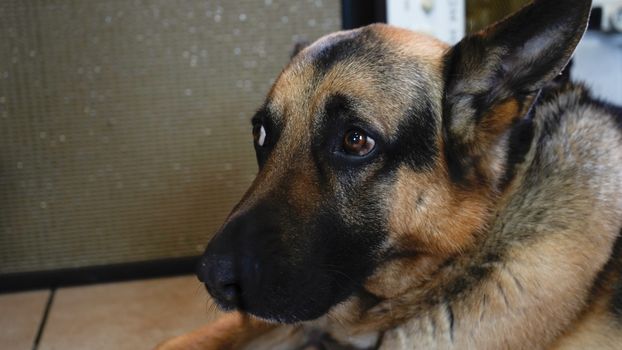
<box><xmin>253</xmin><ymin>124</ymin><xmax>266</xmax><ymax>147</ymax></box>
<box><xmin>343</xmin><ymin>129</ymin><xmax>376</xmax><ymax>156</ymax></box>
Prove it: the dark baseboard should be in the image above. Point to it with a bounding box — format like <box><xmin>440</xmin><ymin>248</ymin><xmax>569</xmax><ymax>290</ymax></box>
<box><xmin>0</xmin><ymin>255</ymin><xmax>200</xmax><ymax>294</ymax></box>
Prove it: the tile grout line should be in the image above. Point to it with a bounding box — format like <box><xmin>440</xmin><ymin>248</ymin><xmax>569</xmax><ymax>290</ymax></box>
<box><xmin>32</xmin><ymin>288</ymin><xmax>55</xmax><ymax>350</ymax></box>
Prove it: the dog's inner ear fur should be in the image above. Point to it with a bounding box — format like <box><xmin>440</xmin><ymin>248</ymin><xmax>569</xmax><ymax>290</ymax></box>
<box><xmin>443</xmin><ymin>0</ymin><xmax>592</xmax><ymax>186</ymax></box>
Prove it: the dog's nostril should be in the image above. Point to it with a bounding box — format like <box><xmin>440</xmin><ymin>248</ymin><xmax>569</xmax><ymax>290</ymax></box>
<box><xmin>220</xmin><ymin>283</ymin><xmax>241</xmax><ymax>303</ymax></box>
<box><xmin>196</xmin><ymin>253</ymin><xmax>246</xmax><ymax>308</ymax></box>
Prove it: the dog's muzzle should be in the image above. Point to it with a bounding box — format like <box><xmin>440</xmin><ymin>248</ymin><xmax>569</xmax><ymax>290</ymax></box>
<box><xmin>196</xmin><ymin>204</ymin><xmax>278</xmax><ymax>311</ymax></box>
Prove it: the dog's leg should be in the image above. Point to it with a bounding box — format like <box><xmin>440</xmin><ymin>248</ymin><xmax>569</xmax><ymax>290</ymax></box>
<box><xmin>155</xmin><ymin>312</ymin><xmax>276</xmax><ymax>350</ymax></box>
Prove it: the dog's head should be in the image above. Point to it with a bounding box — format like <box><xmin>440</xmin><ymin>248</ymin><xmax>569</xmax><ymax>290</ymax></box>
<box><xmin>197</xmin><ymin>0</ymin><xmax>591</xmax><ymax>323</ymax></box>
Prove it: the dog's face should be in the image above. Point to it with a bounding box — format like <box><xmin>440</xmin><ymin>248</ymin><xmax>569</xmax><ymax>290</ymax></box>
<box><xmin>197</xmin><ymin>0</ymin><xmax>591</xmax><ymax>324</ymax></box>
<box><xmin>199</xmin><ymin>26</ymin><xmax>462</xmax><ymax>322</ymax></box>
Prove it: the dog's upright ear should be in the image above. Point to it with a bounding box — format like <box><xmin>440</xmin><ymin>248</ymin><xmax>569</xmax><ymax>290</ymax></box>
<box><xmin>443</xmin><ymin>0</ymin><xmax>592</xmax><ymax>185</ymax></box>
<box><xmin>290</xmin><ymin>40</ymin><xmax>310</xmax><ymax>59</ymax></box>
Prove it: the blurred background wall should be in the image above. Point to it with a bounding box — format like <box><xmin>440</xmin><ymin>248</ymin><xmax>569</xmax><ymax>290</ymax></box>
<box><xmin>0</xmin><ymin>0</ymin><xmax>340</xmax><ymax>276</ymax></box>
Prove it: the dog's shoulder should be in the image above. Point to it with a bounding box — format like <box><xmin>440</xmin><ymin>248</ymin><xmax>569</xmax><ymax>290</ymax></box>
<box><xmin>548</xmin><ymin>231</ymin><xmax>622</xmax><ymax>349</ymax></box>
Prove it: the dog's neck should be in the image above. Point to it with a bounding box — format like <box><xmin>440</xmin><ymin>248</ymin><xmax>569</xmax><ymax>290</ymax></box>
<box><xmin>316</xmin><ymin>84</ymin><xmax>622</xmax><ymax>349</ymax></box>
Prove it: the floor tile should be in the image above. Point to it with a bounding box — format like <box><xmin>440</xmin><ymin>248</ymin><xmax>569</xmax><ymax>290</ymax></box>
<box><xmin>38</xmin><ymin>275</ymin><xmax>221</xmax><ymax>350</ymax></box>
<box><xmin>0</xmin><ymin>289</ymin><xmax>50</xmax><ymax>350</ymax></box>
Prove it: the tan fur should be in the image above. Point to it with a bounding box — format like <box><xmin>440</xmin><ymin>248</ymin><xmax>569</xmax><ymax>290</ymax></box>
<box><xmin>155</xmin><ymin>312</ymin><xmax>275</xmax><ymax>350</ymax></box>
<box><xmin>373</xmin><ymin>25</ymin><xmax>449</xmax><ymax>65</ymax></box>
<box><xmin>387</xmin><ymin>166</ymin><xmax>491</xmax><ymax>256</ymax></box>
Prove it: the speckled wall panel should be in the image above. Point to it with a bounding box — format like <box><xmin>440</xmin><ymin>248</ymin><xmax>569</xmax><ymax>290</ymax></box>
<box><xmin>0</xmin><ymin>0</ymin><xmax>340</xmax><ymax>274</ymax></box>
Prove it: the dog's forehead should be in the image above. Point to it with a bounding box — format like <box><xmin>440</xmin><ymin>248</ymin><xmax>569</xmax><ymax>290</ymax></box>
<box><xmin>266</xmin><ymin>24</ymin><xmax>448</xmax><ymax>137</ymax></box>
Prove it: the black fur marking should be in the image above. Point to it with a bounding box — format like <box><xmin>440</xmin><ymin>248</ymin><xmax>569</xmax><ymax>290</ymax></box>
<box><xmin>446</xmin><ymin>302</ymin><xmax>455</xmax><ymax>342</ymax></box>
<box><xmin>445</xmin><ymin>276</ymin><xmax>468</xmax><ymax>300</ymax></box>
<box><xmin>443</xmin><ymin>264</ymin><xmax>495</xmax><ymax>304</ymax></box>
<box><xmin>483</xmin><ymin>251</ymin><xmax>502</xmax><ymax>264</ymax></box>
<box><xmin>442</xmin><ymin>132</ymin><xmax>470</xmax><ymax>184</ymax></box>
<box><xmin>383</xmin><ymin>249</ymin><xmax>419</xmax><ymax>262</ymax></box>
<box><xmin>387</xmin><ymin>97</ymin><xmax>439</xmax><ymax>171</ymax></box>
<box><xmin>311</xmin><ymin>28</ymin><xmax>387</xmax><ymax>78</ymax></box>
<box><xmin>428</xmin><ymin>254</ymin><xmax>503</xmax><ymax>315</ymax></box>
<box><xmin>584</xmin><ymin>229</ymin><xmax>622</xmax><ymax>323</ymax></box>
<box><xmin>612</xmin><ymin>275</ymin><xmax>622</xmax><ymax>321</ymax></box>
<box><xmin>500</xmin><ymin>105</ymin><xmax>536</xmax><ymax>188</ymax></box>
<box><xmin>608</xmin><ymin>230</ymin><xmax>622</xmax><ymax>321</ymax></box>
<box><xmin>313</xmin><ymin>35</ymin><xmax>359</xmax><ymax>74</ymax></box>
<box><xmin>309</xmin><ymin>204</ymin><xmax>388</xmax><ymax>311</ymax></box>
<box><xmin>611</xmin><ymin>282</ymin><xmax>622</xmax><ymax>322</ymax></box>
<box><xmin>357</xmin><ymin>288</ymin><xmax>385</xmax><ymax>313</ymax></box>
<box><xmin>609</xmin><ymin>104</ymin><xmax>622</xmax><ymax>132</ymax></box>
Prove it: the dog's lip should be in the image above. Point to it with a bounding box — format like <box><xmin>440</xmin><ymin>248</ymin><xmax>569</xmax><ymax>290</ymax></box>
<box><xmin>204</xmin><ymin>282</ymin><xmax>240</xmax><ymax>311</ymax></box>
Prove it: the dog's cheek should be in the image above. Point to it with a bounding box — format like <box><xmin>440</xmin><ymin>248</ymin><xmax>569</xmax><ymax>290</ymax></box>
<box><xmin>363</xmin><ymin>255</ymin><xmax>445</xmax><ymax>299</ymax></box>
<box><xmin>387</xmin><ymin>166</ymin><xmax>491</xmax><ymax>256</ymax></box>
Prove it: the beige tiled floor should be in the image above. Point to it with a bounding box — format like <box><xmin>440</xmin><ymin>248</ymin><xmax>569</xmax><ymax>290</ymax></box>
<box><xmin>1</xmin><ymin>275</ymin><xmax>221</xmax><ymax>350</ymax></box>
<box><xmin>0</xmin><ymin>289</ymin><xmax>50</xmax><ymax>350</ymax></box>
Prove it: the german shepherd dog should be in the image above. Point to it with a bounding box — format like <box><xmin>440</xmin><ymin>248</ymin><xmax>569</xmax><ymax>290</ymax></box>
<box><xmin>158</xmin><ymin>0</ymin><xmax>622</xmax><ymax>348</ymax></box>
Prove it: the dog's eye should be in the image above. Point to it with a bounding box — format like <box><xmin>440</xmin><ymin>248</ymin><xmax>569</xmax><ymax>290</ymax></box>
<box><xmin>253</xmin><ymin>124</ymin><xmax>267</xmax><ymax>147</ymax></box>
<box><xmin>343</xmin><ymin>129</ymin><xmax>375</xmax><ymax>156</ymax></box>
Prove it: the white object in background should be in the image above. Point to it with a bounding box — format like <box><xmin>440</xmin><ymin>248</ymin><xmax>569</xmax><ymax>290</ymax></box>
<box><xmin>572</xmin><ymin>31</ymin><xmax>622</xmax><ymax>105</ymax></box>
<box><xmin>387</xmin><ymin>0</ymin><xmax>465</xmax><ymax>44</ymax></box>
<box><xmin>592</xmin><ymin>0</ymin><xmax>622</xmax><ymax>32</ymax></box>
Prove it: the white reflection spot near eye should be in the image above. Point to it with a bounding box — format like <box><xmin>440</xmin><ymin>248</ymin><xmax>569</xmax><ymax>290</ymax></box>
<box><xmin>258</xmin><ymin>125</ymin><xmax>266</xmax><ymax>146</ymax></box>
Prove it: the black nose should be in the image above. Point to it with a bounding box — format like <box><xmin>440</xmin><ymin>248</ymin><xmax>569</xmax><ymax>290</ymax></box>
<box><xmin>196</xmin><ymin>204</ymin><xmax>278</xmax><ymax>311</ymax></box>
<box><xmin>196</xmin><ymin>254</ymin><xmax>241</xmax><ymax>309</ymax></box>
